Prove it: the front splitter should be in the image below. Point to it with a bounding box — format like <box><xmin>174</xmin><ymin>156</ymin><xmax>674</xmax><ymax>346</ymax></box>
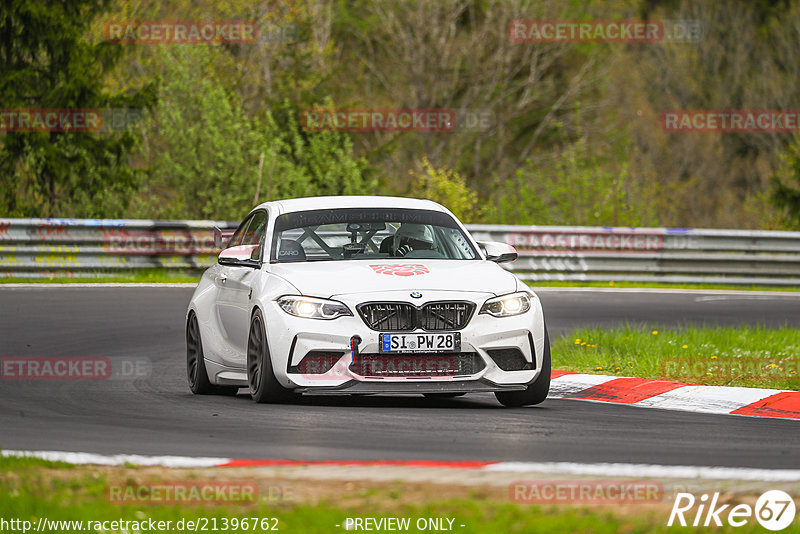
<box><xmin>294</xmin><ymin>378</ymin><xmax>527</xmax><ymax>395</ymax></box>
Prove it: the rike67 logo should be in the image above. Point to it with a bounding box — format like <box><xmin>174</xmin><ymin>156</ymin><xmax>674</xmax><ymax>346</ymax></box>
<box><xmin>668</xmin><ymin>490</ymin><xmax>796</xmax><ymax>530</ymax></box>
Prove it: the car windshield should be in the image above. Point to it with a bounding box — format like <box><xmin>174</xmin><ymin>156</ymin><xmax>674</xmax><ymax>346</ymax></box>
<box><xmin>271</xmin><ymin>208</ymin><xmax>479</xmax><ymax>262</ymax></box>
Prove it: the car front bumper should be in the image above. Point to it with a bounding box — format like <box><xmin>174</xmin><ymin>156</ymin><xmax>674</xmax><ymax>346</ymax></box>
<box><xmin>265</xmin><ymin>289</ymin><xmax>546</xmax><ymax>392</ymax></box>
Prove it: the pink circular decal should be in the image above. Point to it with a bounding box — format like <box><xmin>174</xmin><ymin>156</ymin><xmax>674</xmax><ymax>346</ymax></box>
<box><xmin>369</xmin><ymin>264</ymin><xmax>430</xmax><ymax>276</ymax></box>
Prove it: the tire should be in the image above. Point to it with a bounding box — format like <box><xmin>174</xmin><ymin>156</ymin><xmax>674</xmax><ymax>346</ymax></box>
<box><xmin>495</xmin><ymin>327</ymin><xmax>551</xmax><ymax>407</ymax></box>
<box><xmin>247</xmin><ymin>308</ymin><xmax>294</xmax><ymax>403</ymax></box>
<box><xmin>423</xmin><ymin>393</ymin><xmax>466</xmax><ymax>398</ymax></box>
<box><xmin>186</xmin><ymin>312</ymin><xmax>238</xmax><ymax>395</ymax></box>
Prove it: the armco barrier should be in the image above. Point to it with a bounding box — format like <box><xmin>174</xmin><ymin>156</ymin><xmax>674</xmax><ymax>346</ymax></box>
<box><xmin>0</xmin><ymin>218</ymin><xmax>237</xmax><ymax>278</ymax></box>
<box><xmin>0</xmin><ymin>219</ymin><xmax>799</xmax><ymax>285</ymax></box>
<box><xmin>469</xmin><ymin>225</ymin><xmax>800</xmax><ymax>286</ymax></box>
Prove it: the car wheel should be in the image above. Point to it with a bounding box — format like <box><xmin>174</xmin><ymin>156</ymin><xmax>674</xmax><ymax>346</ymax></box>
<box><xmin>186</xmin><ymin>312</ymin><xmax>238</xmax><ymax>395</ymax></box>
<box><xmin>495</xmin><ymin>327</ymin><xmax>551</xmax><ymax>407</ymax></box>
<box><xmin>247</xmin><ymin>308</ymin><xmax>294</xmax><ymax>403</ymax></box>
<box><xmin>423</xmin><ymin>393</ymin><xmax>466</xmax><ymax>398</ymax></box>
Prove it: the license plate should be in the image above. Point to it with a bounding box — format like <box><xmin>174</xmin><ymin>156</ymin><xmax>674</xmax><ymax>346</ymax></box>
<box><xmin>379</xmin><ymin>332</ymin><xmax>460</xmax><ymax>353</ymax></box>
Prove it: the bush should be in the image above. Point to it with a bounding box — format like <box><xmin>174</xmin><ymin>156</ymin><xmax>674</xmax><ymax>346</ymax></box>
<box><xmin>488</xmin><ymin>139</ymin><xmax>658</xmax><ymax>227</ymax></box>
<box><xmin>771</xmin><ymin>137</ymin><xmax>800</xmax><ymax>229</ymax></box>
<box><xmin>133</xmin><ymin>48</ymin><xmax>372</xmax><ymax>220</ymax></box>
<box><xmin>409</xmin><ymin>157</ymin><xmax>484</xmax><ymax>223</ymax></box>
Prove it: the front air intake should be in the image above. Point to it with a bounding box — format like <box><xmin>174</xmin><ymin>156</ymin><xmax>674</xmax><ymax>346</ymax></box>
<box><xmin>349</xmin><ymin>352</ymin><xmax>485</xmax><ymax>377</ymax></box>
<box><xmin>288</xmin><ymin>351</ymin><xmax>345</xmax><ymax>375</ymax></box>
<box><xmin>486</xmin><ymin>348</ymin><xmax>534</xmax><ymax>371</ymax></box>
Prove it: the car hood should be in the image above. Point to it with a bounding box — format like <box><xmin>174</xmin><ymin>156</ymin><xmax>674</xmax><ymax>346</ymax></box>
<box><xmin>269</xmin><ymin>260</ymin><xmax>517</xmax><ymax>298</ymax></box>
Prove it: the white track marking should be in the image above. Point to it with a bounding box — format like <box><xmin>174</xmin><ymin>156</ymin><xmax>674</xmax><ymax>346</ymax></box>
<box><xmin>5</xmin><ymin>449</ymin><xmax>800</xmax><ymax>482</ymax></box>
<box><xmin>548</xmin><ymin>373</ymin><xmax>618</xmax><ymax>398</ymax></box>
<box><xmin>483</xmin><ymin>462</ymin><xmax>800</xmax><ymax>481</ymax></box>
<box><xmin>633</xmin><ymin>385</ymin><xmax>783</xmax><ymax>414</ymax></box>
<box><xmin>2</xmin><ymin>450</ymin><xmax>228</xmax><ymax>467</ymax></box>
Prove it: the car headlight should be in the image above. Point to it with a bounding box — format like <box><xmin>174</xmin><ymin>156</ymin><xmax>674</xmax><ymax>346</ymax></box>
<box><xmin>479</xmin><ymin>292</ymin><xmax>531</xmax><ymax>317</ymax></box>
<box><xmin>276</xmin><ymin>295</ymin><xmax>353</xmax><ymax>320</ymax></box>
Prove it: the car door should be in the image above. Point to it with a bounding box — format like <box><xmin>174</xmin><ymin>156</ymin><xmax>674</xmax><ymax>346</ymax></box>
<box><xmin>215</xmin><ymin>210</ymin><xmax>268</xmax><ymax>362</ymax></box>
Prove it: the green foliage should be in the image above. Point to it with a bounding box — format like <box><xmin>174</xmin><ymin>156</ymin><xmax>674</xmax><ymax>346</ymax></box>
<box><xmin>275</xmin><ymin>101</ymin><xmax>375</xmax><ymax>198</ymax></box>
<box><xmin>135</xmin><ymin>47</ymin><xmax>275</xmax><ymax>219</ymax></box>
<box><xmin>133</xmin><ymin>48</ymin><xmax>371</xmax><ymax>220</ymax></box>
<box><xmin>5</xmin><ymin>0</ymin><xmax>800</xmax><ymax>229</ymax></box>
<box><xmin>489</xmin><ymin>139</ymin><xmax>657</xmax><ymax>227</ymax></box>
<box><xmin>409</xmin><ymin>157</ymin><xmax>484</xmax><ymax>223</ymax></box>
<box><xmin>0</xmin><ymin>0</ymin><xmax>155</xmax><ymax>217</ymax></box>
<box><xmin>771</xmin><ymin>137</ymin><xmax>800</xmax><ymax>229</ymax></box>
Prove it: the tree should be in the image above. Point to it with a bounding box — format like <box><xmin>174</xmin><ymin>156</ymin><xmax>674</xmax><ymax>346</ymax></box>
<box><xmin>134</xmin><ymin>47</ymin><xmax>372</xmax><ymax>220</ymax></box>
<box><xmin>0</xmin><ymin>0</ymin><xmax>155</xmax><ymax>217</ymax></box>
<box><xmin>772</xmin><ymin>138</ymin><xmax>800</xmax><ymax>228</ymax></box>
<box><xmin>488</xmin><ymin>138</ymin><xmax>658</xmax><ymax>227</ymax></box>
<box><xmin>409</xmin><ymin>157</ymin><xmax>483</xmax><ymax>223</ymax></box>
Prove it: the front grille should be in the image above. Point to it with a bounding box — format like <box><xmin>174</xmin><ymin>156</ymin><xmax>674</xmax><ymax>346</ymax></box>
<box><xmin>358</xmin><ymin>301</ymin><xmax>475</xmax><ymax>331</ymax></box>
<box><xmin>420</xmin><ymin>302</ymin><xmax>473</xmax><ymax>330</ymax></box>
<box><xmin>349</xmin><ymin>353</ymin><xmax>484</xmax><ymax>377</ymax></box>
<box><xmin>358</xmin><ymin>303</ymin><xmax>416</xmax><ymax>331</ymax></box>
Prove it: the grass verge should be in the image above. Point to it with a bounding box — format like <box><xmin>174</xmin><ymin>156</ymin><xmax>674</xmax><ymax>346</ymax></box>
<box><xmin>0</xmin><ymin>269</ymin><xmax>201</xmax><ymax>284</ymax></box>
<box><xmin>2</xmin><ymin>272</ymin><xmax>799</xmax><ymax>291</ymax></box>
<box><xmin>552</xmin><ymin>325</ymin><xmax>800</xmax><ymax>389</ymax></box>
<box><xmin>1</xmin><ymin>458</ymin><xmax>794</xmax><ymax>533</ymax></box>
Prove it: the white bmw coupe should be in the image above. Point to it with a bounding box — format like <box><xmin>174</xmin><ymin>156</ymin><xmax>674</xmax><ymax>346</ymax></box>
<box><xmin>186</xmin><ymin>196</ymin><xmax>550</xmax><ymax>406</ymax></box>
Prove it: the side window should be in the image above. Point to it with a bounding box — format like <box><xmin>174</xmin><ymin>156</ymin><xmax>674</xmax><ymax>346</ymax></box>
<box><xmin>227</xmin><ymin>214</ymin><xmax>254</xmax><ymax>248</ymax></box>
<box><xmin>243</xmin><ymin>210</ymin><xmax>268</xmax><ymax>260</ymax></box>
<box><xmin>242</xmin><ymin>211</ymin><xmax>268</xmax><ymax>246</ymax></box>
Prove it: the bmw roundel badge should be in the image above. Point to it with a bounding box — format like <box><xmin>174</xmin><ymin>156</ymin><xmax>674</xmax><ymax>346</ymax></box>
<box><xmin>410</xmin><ymin>291</ymin><xmax>422</xmax><ymax>299</ymax></box>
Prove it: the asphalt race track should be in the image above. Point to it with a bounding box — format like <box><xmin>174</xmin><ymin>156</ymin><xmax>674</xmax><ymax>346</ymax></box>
<box><xmin>1</xmin><ymin>286</ymin><xmax>799</xmax><ymax>468</ymax></box>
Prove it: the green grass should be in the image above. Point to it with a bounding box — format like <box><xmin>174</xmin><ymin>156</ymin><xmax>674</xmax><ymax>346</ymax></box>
<box><xmin>0</xmin><ymin>458</ymin><xmax>794</xmax><ymax>533</ymax></box>
<box><xmin>0</xmin><ymin>455</ymin><xmax>73</xmax><ymax>470</ymax></box>
<box><xmin>528</xmin><ymin>280</ymin><xmax>800</xmax><ymax>292</ymax></box>
<box><xmin>2</xmin><ymin>271</ymin><xmax>798</xmax><ymax>291</ymax></box>
<box><xmin>0</xmin><ymin>269</ymin><xmax>201</xmax><ymax>284</ymax></box>
<box><xmin>553</xmin><ymin>325</ymin><xmax>800</xmax><ymax>389</ymax></box>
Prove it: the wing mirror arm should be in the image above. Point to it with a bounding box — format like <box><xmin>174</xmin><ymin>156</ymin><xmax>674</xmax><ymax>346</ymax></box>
<box><xmin>218</xmin><ymin>257</ymin><xmax>261</xmax><ymax>269</ymax></box>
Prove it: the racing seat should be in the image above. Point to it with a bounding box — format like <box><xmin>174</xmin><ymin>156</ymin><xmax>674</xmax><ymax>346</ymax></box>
<box><xmin>379</xmin><ymin>236</ymin><xmax>393</xmax><ymax>254</ymax></box>
<box><xmin>277</xmin><ymin>239</ymin><xmax>306</xmax><ymax>262</ymax></box>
